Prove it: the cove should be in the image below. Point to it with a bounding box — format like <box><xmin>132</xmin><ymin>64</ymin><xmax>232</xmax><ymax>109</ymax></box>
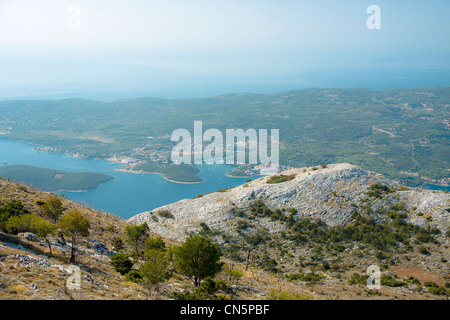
<box><xmin>0</xmin><ymin>139</ymin><xmax>254</xmax><ymax>219</ymax></box>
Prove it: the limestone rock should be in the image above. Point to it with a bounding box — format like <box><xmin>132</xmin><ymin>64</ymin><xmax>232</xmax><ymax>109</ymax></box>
<box><xmin>128</xmin><ymin>163</ymin><xmax>450</xmax><ymax>242</ymax></box>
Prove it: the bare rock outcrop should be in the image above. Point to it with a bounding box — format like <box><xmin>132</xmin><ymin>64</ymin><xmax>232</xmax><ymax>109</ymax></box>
<box><xmin>128</xmin><ymin>163</ymin><xmax>450</xmax><ymax>242</ymax></box>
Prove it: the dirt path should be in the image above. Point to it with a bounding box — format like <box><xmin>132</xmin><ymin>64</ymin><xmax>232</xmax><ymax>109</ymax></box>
<box><xmin>372</xmin><ymin>126</ymin><xmax>395</xmax><ymax>138</ymax></box>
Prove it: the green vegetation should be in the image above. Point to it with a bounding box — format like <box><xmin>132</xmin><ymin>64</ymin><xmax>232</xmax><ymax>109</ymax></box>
<box><xmin>36</xmin><ymin>195</ymin><xmax>66</xmax><ymax>223</ymax></box>
<box><xmin>132</xmin><ymin>163</ymin><xmax>160</xmax><ymax>173</ymax></box>
<box><xmin>287</xmin><ymin>272</ymin><xmax>325</xmax><ymax>283</ymax></box>
<box><xmin>30</xmin><ymin>218</ymin><xmax>57</xmax><ymax>255</ymax></box>
<box><xmin>158</xmin><ymin>165</ymin><xmax>202</xmax><ymax>183</ymax></box>
<box><xmin>266</xmin><ymin>289</ymin><xmax>312</xmax><ymax>300</ymax></box>
<box><xmin>424</xmin><ymin>282</ymin><xmax>450</xmax><ymax>296</ymax></box>
<box><xmin>110</xmin><ymin>252</ymin><xmax>134</xmax><ymax>275</ymax></box>
<box><xmin>219</xmin><ymin>196</ymin><xmax>442</xmax><ymax>273</ymax></box>
<box><xmin>111</xmin><ymin>237</ymin><xmax>125</xmax><ymax>252</ymax></box>
<box><xmin>173</xmin><ymin>235</ymin><xmax>224</xmax><ymax>287</ymax></box>
<box><xmin>125</xmin><ymin>269</ymin><xmax>143</xmax><ymax>283</ymax></box>
<box><xmin>0</xmin><ymin>199</ymin><xmax>29</xmax><ymax>229</ymax></box>
<box><xmin>348</xmin><ymin>273</ymin><xmax>369</xmax><ymax>285</ymax></box>
<box><xmin>198</xmin><ymin>222</ymin><xmax>220</xmax><ymax>237</ymax></box>
<box><xmin>157</xmin><ymin>210</ymin><xmax>174</xmax><ymax>219</ymax></box>
<box><xmin>58</xmin><ymin>210</ymin><xmax>91</xmax><ymax>263</ymax></box>
<box><xmin>0</xmin><ymin>165</ymin><xmax>113</xmax><ymax>192</ymax></box>
<box><xmin>0</xmin><ymin>197</ymin><xmax>60</xmax><ymax>255</ymax></box>
<box><xmin>227</xmin><ymin>165</ymin><xmax>254</xmax><ymax>178</ymax></box>
<box><xmin>266</xmin><ymin>174</ymin><xmax>296</xmax><ymax>184</ymax></box>
<box><xmin>365</xmin><ymin>183</ymin><xmax>393</xmax><ymax>199</ymax></box>
<box><xmin>173</xmin><ymin>277</ymin><xmax>232</xmax><ymax>300</ymax></box>
<box><xmin>124</xmin><ymin>223</ymin><xmax>149</xmax><ymax>256</ymax></box>
<box><xmin>134</xmin><ymin>163</ymin><xmax>202</xmax><ymax>183</ymax></box>
<box><xmin>1</xmin><ymin>87</ymin><xmax>449</xmax><ymax>187</ymax></box>
<box><xmin>109</xmin><ymin>230</ymin><xmax>230</xmax><ymax>298</ymax></box>
<box><xmin>140</xmin><ymin>248</ymin><xmax>171</xmax><ymax>291</ymax></box>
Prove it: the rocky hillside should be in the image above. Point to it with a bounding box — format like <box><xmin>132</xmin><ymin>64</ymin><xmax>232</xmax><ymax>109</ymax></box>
<box><xmin>1</xmin><ymin>163</ymin><xmax>449</xmax><ymax>300</ymax></box>
<box><xmin>0</xmin><ymin>177</ymin><xmax>314</xmax><ymax>300</ymax></box>
<box><xmin>129</xmin><ymin>163</ymin><xmax>450</xmax><ymax>242</ymax></box>
<box><xmin>127</xmin><ymin>163</ymin><xmax>450</xmax><ymax>300</ymax></box>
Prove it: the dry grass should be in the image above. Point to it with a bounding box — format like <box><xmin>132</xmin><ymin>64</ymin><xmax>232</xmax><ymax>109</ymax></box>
<box><xmin>1</xmin><ymin>178</ymin><xmax>449</xmax><ymax>300</ymax></box>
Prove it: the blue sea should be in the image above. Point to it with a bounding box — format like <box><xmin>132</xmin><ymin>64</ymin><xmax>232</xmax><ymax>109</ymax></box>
<box><xmin>0</xmin><ymin>139</ymin><xmax>252</xmax><ymax>219</ymax></box>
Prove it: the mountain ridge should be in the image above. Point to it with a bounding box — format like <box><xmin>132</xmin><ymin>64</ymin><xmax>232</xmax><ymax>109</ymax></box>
<box><xmin>129</xmin><ymin>163</ymin><xmax>450</xmax><ymax>242</ymax></box>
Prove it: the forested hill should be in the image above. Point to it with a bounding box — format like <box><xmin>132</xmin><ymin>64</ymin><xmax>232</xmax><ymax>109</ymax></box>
<box><xmin>0</xmin><ymin>87</ymin><xmax>449</xmax><ymax>186</ymax></box>
<box><xmin>0</xmin><ymin>165</ymin><xmax>113</xmax><ymax>192</ymax></box>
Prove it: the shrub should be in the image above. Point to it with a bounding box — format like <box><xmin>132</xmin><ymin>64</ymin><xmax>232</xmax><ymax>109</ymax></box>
<box><xmin>174</xmin><ymin>235</ymin><xmax>223</xmax><ymax>286</ymax></box>
<box><xmin>236</xmin><ymin>210</ymin><xmax>245</xmax><ymax>217</ymax></box>
<box><xmin>198</xmin><ymin>222</ymin><xmax>220</xmax><ymax>237</ymax></box>
<box><xmin>140</xmin><ymin>249</ymin><xmax>171</xmax><ymax>291</ymax></box>
<box><xmin>124</xmin><ymin>223</ymin><xmax>149</xmax><ymax>254</ymax></box>
<box><xmin>0</xmin><ymin>200</ymin><xmax>29</xmax><ymax>230</ymax></box>
<box><xmin>266</xmin><ymin>289</ymin><xmax>312</xmax><ymax>300</ymax></box>
<box><xmin>266</xmin><ymin>174</ymin><xmax>296</xmax><ymax>184</ymax></box>
<box><xmin>157</xmin><ymin>210</ymin><xmax>174</xmax><ymax>219</ymax></box>
<box><xmin>111</xmin><ymin>237</ymin><xmax>125</xmax><ymax>252</ymax></box>
<box><xmin>418</xmin><ymin>246</ymin><xmax>430</xmax><ymax>255</ymax></box>
<box><xmin>381</xmin><ymin>275</ymin><xmax>405</xmax><ymax>287</ymax></box>
<box><xmin>144</xmin><ymin>236</ymin><xmax>166</xmax><ymax>252</ymax></box>
<box><xmin>5</xmin><ymin>214</ymin><xmax>40</xmax><ymax>234</ymax></box>
<box><xmin>348</xmin><ymin>273</ymin><xmax>369</xmax><ymax>285</ymax></box>
<box><xmin>110</xmin><ymin>253</ymin><xmax>134</xmax><ymax>275</ymax></box>
<box><xmin>58</xmin><ymin>211</ymin><xmax>90</xmax><ymax>263</ymax></box>
<box><xmin>366</xmin><ymin>183</ymin><xmax>392</xmax><ymax>199</ymax></box>
<box><xmin>37</xmin><ymin>195</ymin><xmax>65</xmax><ymax>223</ymax></box>
<box><xmin>235</xmin><ymin>220</ymin><xmax>250</xmax><ymax>230</ymax></box>
<box><xmin>125</xmin><ymin>270</ymin><xmax>143</xmax><ymax>283</ymax></box>
<box><xmin>173</xmin><ymin>277</ymin><xmax>232</xmax><ymax>300</ymax></box>
<box><xmin>428</xmin><ymin>286</ymin><xmax>447</xmax><ymax>296</ymax></box>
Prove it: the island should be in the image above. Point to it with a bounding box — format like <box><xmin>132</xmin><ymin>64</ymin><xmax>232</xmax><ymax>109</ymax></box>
<box><xmin>121</xmin><ymin>163</ymin><xmax>203</xmax><ymax>184</ymax></box>
<box><xmin>0</xmin><ymin>165</ymin><xmax>114</xmax><ymax>192</ymax></box>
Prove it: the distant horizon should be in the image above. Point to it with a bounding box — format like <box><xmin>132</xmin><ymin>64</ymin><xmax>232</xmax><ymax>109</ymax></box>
<box><xmin>1</xmin><ymin>80</ymin><xmax>449</xmax><ymax>102</ymax></box>
<box><xmin>0</xmin><ymin>1</ymin><xmax>448</xmax><ymax>101</ymax></box>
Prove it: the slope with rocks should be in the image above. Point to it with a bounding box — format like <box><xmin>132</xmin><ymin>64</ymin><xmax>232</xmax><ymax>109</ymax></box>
<box><xmin>0</xmin><ymin>177</ymin><xmax>314</xmax><ymax>300</ymax></box>
<box><xmin>129</xmin><ymin>163</ymin><xmax>450</xmax><ymax>242</ymax></box>
<box><xmin>128</xmin><ymin>163</ymin><xmax>450</xmax><ymax>300</ymax></box>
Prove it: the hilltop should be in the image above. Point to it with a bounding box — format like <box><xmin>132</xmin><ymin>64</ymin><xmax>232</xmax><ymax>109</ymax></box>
<box><xmin>129</xmin><ymin>163</ymin><xmax>450</xmax><ymax>299</ymax></box>
<box><xmin>1</xmin><ymin>163</ymin><xmax>449</xmax><ymax>300</ymax></box>
<box><xmin>129</xmin><ymin>163</ymin><xmax>450</xmax><ymax>241</ymax></box>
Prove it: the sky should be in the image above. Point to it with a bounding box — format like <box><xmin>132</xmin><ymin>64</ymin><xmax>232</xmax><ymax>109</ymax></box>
<box><xmin>0</xmin><ymin>0</ymin><xmax>449</xmax><ymax>99</ymax></box>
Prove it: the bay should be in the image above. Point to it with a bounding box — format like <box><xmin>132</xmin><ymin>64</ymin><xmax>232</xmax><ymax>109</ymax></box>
<box><xmin>0</xmin><ymin>139</ymin><xmax>253</xmax><ymax>219</ymax></box>
<box><xmin>426</xmin><ymin>184</ymin><xmax>450</xmax><ymax>192</ymax></box>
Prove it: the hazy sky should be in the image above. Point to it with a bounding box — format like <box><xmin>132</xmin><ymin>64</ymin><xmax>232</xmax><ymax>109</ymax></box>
<box><xmin>0</xmin><ymin>0</ymin><xmax>449</xmax><ymax>98</ymax></box>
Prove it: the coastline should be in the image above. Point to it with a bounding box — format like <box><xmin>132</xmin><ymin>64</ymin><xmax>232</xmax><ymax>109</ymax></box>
<box><xmin>225</xmin><ymin>172</ymin><xmax>253</xmax><ymax>179</ymax></box>
<box><xmin>3</xmin><ymin>138</ymin><xmax>448</xmax><ymax>188</ymax></box>
<box><xmin>115</xmin><ymin>168</ymin><xmax>203</xmax><ymax>184</ymax></box>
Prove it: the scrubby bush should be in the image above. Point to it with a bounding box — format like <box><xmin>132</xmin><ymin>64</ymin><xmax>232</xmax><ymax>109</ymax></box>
<box><xmin>125</xmin><ymin>270</ymin><xmax>143</xmax><ymax>283</ymax></box>
<box><xmin>157</xmin><ymin>210</ymin><xmax>174</xmax><ymax>219</ymax></box>
<box><xmin>173</xmin><ymin>277</ymin><xmax>232</xmax><ymax>300</ymax></box>
<box><xmin>110</xmin><ymin>253</ymin><xmax>134</xmax><ymax>275</ymax></box>
<box><xmin>174</xmin><ymin>235</ymin><xmax>223</xmax><ymax>287</ymax></box>
<box><xmin>266</xmin><ymin>289</ymin><xmax>312</xmax><ymax>300</ymax></box>
<box><xmin>0</xmin><ymin>200</ymin><xmax>29</xmax><ymax>230</ymax></box>
<box><xmin>366</xmin><ymin>183</ymin><xmax>392</xmax><ymax>199</ymax></box>
<box><xmin>266</xmin><ymin>174</ymin><xmax>296</xmax><ymax>184</ymax></box>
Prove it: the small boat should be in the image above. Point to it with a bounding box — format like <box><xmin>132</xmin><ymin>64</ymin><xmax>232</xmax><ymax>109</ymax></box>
<box><xmin>1</xmin><ymin>161</ymin><xmax>7</xmax><ymax>164</ymax></box>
